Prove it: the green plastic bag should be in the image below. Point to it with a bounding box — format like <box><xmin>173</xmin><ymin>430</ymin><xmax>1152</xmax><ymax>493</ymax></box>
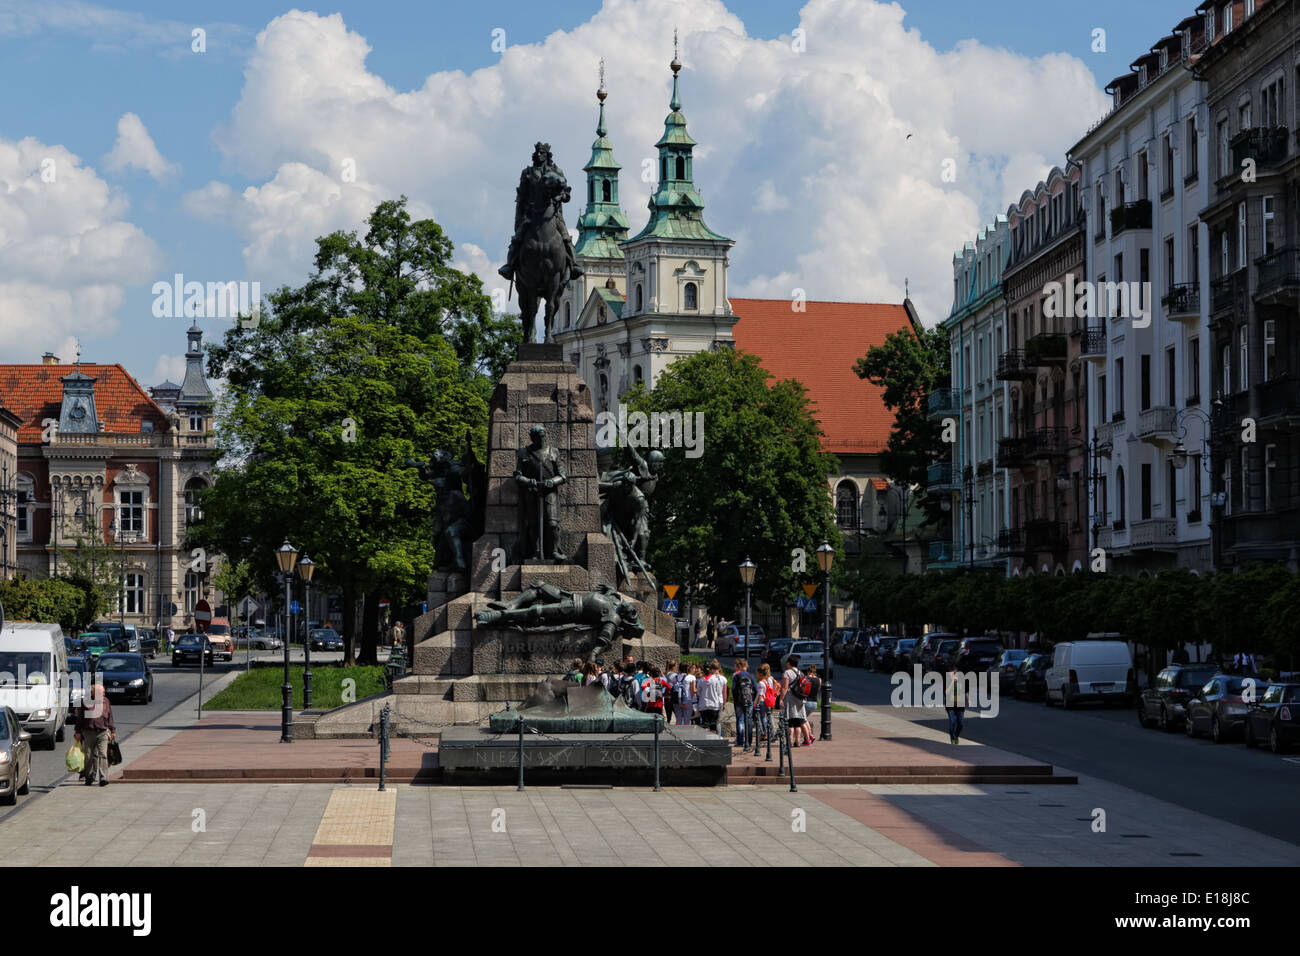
<box><xmin>65</xmin><ymin>741</ymin><xmax>85</xmax><ymax>774</ymax></box>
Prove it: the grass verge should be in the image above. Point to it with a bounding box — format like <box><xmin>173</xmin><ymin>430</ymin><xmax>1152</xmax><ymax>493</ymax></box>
<box><xmin>204</xmin><ymin>665</ymin><xmax>386</xmax><ymax>710</ymax></box>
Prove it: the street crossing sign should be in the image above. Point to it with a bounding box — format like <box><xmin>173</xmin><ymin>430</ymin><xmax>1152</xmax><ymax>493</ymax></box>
<box><xmin>797</xmin><ymin>596</ymin><xmax>818</xmax><ymax>612</ymax></box>
<box><xmin>662</xmin><ymin>599</ymin><xmax>679</xmax><ymax>613</ymax></box>
<box><xmin>801</xmin><ymin>583</ymin><xmax>818</xmax><ymax>598</ymax></box>
<box><xmin>663</xmin><ymin>585</ymin><xmax>679</xmax><ymax>600</ymax></box>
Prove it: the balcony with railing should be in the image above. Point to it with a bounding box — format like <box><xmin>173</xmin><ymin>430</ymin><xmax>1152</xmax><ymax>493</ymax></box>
<box><xmin>1026</xmin><ymin>426</ymin><xmax>1067</xmax><ymax>460</ymax></box>
<box><xmin>1025</xmin><ymin>332</ymin><xmax>1067</xmax><ymax>367</ymax></box>
<box><xmin>1210</xmin><ymin>271</ymin><xmax>1244</xmax><ymax>317</ymax></box>
<box><xmin>1137</xmin><ymin>405</ymin><xmax>1177</xmax><ymax>443</ymax></box>
<box><xmin>1094</xmin><ymin>420</ymin><xmax>1115</xmax><ymax>454</ymax></box>
<box><xmin>1255</xmin><ymin>247</ymin><xmax>1300</xmax><ymax>303</ymax></box>
<box><xmin>1230</xmin><ymin>127</ymin><xmax>1290</xmax><ymax>173</ymax></box>
<box><xmin>928</xmin><ymin>538</ymin><xmax>964</xmax><ymax>567</ymax></box>
<box><xmin>1129</xmin><ymin>518</ymin><xmax>1178</xmax><ymax>550</ymax></box>
<box><xmin>926</xmin><ymin>387</ymin><xmax>961</xmax><ymax>418</ymax></box>
<box><xmin>1092</xmin><ymin>514</ymin><xmax>1112</xmax><ymax>551</ymax></box>
<box><xmin>996</xmin><ymin>349</ymin><xmax>1035</xmax><ymax>381</ymax></box>
<box><xmin>996</xmin><ymin>527</ymin><xmax>1025</xmax><ymax>554</ymax></box>
<box><xmin>1257</xmin><ymin>376</ymin><xmax>1300</xmax><ymax>420</ymax></box>
<box><xmin>1023</xmin><ymin>519</ymin><xmax>1068</xmax><ymax>553</ymax></box>
<box><xmin>927</xmin><ymin>460</ymin><xmax>958</xmax><ymax>491</ymax></box>
<box><xmin>1109</xmin><ymin>200</ymin><xmax>1152</xmax><ymax>237</ymax></box>
<box><xmin>1212</xmin><ymin>391</ymin><xmax>1249</xmax><ymax>437</ymax></box>
<box><xmin>997</xmin><ymin>436</ymin><xmax>1032</xmax><ymax>468</ymax></box>
<box><xmin>1161</xmin><ymin>282</ymin><xmax>1199</xmax><ymax>321</ymax></box>
<box><xmin>1075</xmin><ymin>323</ymin><xmax>1106</xmax><ymax>360</ymax></box>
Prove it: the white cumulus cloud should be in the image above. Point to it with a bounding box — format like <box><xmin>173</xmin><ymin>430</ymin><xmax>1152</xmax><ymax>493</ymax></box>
<box><xmin>104</xmin><ymin>112</ymin><xmax>179</xmax><ymax>183</ymax></box>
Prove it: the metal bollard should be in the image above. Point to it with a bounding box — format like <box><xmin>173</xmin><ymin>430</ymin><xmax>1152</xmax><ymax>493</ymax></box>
<box><xmin>777</xmin><ymin>710</ymin><xmax>786</xmax><ymax>777</ymax></box>
<box><xmin>378</xmin><ymin>703</ymin><xmax>390</xmax><ymax>791</ymax></box>
<box><xmin>516</xmin><ymin>711</ymin><xmax>526</xmax><ymax>792</ymax></box>
<box><xmin>653</xmin><ymin>714</ymin><xmax>662</xmax><ymax>792</ymax></box>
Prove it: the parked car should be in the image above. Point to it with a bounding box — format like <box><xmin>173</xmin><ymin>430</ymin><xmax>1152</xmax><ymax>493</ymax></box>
<box><xmin>90</xmin><ymin>621</ymin><xmax>130</xmax><ymax>652</ymax></box>
<box><xmin>206</xmin><ymin>618</ymin><xmax>234</xmax><ymax>662</ymax></box>
<box><xmin>249</xmin><ymin>630</ymin><xmax>283</xmax><ymax>651</ymax></box>
<box><xmin>0</xmin><ymin>705</ymin><xmax>32</xmax><ymax>806</ymax></box>
<box><xmin>0</xmin><ymin>622</ymin><xmax>69</xmax><ymax>749</ymax></box>
<box><xmin>1184</xmin><ymin>674</ymin><xmax>1256</xmax><ymax>743</ymax></box>
<box><xmin>1014</xmin><ymin>653</ymin><xmax>1051</xmax><ymax>701</ymax></box>
<box><xmin>893</xmin><ymin>638</ymin><xmax>920</xmax><ymax>671</ymax></box>
<box><xmin>1243</xmin><ymin>682</ymin><xmax>1300</xmax><ymax>753</ymax></box>
<box><xmin>829</xmin><ymin>628</ymin><xmax>857</xmax><ymax>664</ymax></box>
<box><xmin>1137</xmin><ymin>663</ymin><xmax>1218</xmax><ymax>731</ymax></box>
<box><xmin>787</xmin><ymin>640</ymin><xmax>826</xmax><ymax>672</ymax></box>
<box><xmin>845</xmin><ymin>631</ymin><xmax>873</xmax><ymax>668</ymax></box>
<box><xmin>309</xmin><ymin>628</ymin><xmax>343</xmax><ymax>652</ymax></box>
<box><xmin>763</xmin><ymin>638</ymin><xmax>794</xmax><ymax>673</ymax></box>
<box><xmin>138</xmin><ymin>629</ymin><xmax>159</xmax><ymax>659</ymax></box>
<box><xmin>912</xmin><ymin>633</ymin><xmax>954</xmax><ymax>673</ymax></box>
<box><xmin>172</xmin><ymin>634</ymin><xmax>214</xmax><ymax>668</ymax></box>
<box><xmin>66</xmin><ymin>656</ymin><xmax>90</xmax><ymax>717</ymax></box>
<box><xmin>96</xmin><ymin>653</ymin><xmax>154</xmax><ymax>705</ymax></box>
<box><xmin>954</xmin><ymin>636</ymin><xmax>1005</xmax><ymax>674</ymax></box>
<box><xmin>717</xmin><ymin>624</ymin><xmax>766</xmax><ymax>656</ymax></box>
<box><xmin>931</xmin><ymin>639</ymin><xmax>961</xmax><ymax>673</ymax></box>
<box><xmin>80</xmin><ymin>633</ymin><xmax>114</xmax><ymax>664</ymax></box>
<box><xmin>1045</xmin><ymin>639</ymin><xmax>1134</xmax><ymax>709</ymax></box>
<box><xmin>867</xmin><ymin>636</ymin><xmax>898</xmax><ymax>671</ymax></box>
<box><xmin>992</xmin><ymin>649</ymin><xmax>1029</xmax><ymax>694</ymax></box>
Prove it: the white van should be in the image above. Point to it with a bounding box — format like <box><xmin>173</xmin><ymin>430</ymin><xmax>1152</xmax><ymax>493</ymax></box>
<box><xmin>0</xmin><ymin>623</ymin><xmax>69</xmax><ymax>748</ymax></box>
<box><xmin>1045</xmin><ymin>639</ymin><xmax>1135</xmax><ymax>709</ymax></box>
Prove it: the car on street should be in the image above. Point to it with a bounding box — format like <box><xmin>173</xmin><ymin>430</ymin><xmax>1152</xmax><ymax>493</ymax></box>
<box><xmin>308</xmin><ymin>628</ymin><xmax>343</xmax><ymax>652</ymax></box>
<box><xmin>763</xmin><ymin>638</ymin><xmax>794</xmax><ymax>672</ymax></box>
<box><xmin>96</xmin><ymin>653</ymin><xmax>154</xmax><ymax>705</ymax></box>
<box><xmin>172</xmin><ymin>634</ymin><xmax>214</xmax><ymax>668</ymax></box>
<box><xmin>138</xmin><ymin>629</ymin><xmax>159</xmax><ymax>658</ymax></box>
<box><xmin>894</xmin><ymin>638</ymin><xmax>919</xmax><ymax>671</ymax></box>
<box><xmin>931</xmin><ymin>638</ymin><xmax>961</xmax><ymax>673</ymax></box>
<box><xmin>954</xmin><ymin>636</ymin><xmax>1005</xmax><ymax>675</ymax></box>
<box><xmin>992</xmin><ymin>649</ymin><xmax>1029</xmax><ymax>694</ymax></box>
<box><xmin>0</xmin><ymin>622</ymin><xmax>69</xmax><ymax>749</ymax></box>
<box><xmin>1184</xmin><ymin>674</ymin><xmax>1256</xmax><ymax>743</ymax></box>
<box><xmin>867</xmin><ymin>636</ymin><xmax>898</xmax><ymax>671</ymax></box>
<box><xmin>1045</xmin><ymin>639</ymin><xmax>1134</xmax><ymax>708</ymax></box>
<box><xmin>914</xmin><ymin>633</ymin><xmax>957</xmax><ymax>673</ymax></box>
<box><xmin>787</xmin><ymin>640</ymin><xmax>826</xmax><ymax>672</ymax></box>
<box><xmin>844</xmin><ymin>631</ymin><xmax>874</xmax><ymax>668</ymax></box>
<box><xmin>829</xmin><ymin>628</ymin><xmax>857</xmax><ymax>664</ymax></box>
<box><xmin>80</xmin><ymin>633</ymin><xmax>114</xmax><ymax>664</ymax></box>
<box><xmin>0</xmin><ymin>705</ymin><xmax>32</xmax><ymax>806</ymax></box>
<box><xmin>1243</xmin><ymin>682</ymin><xmax>1300</xmax><ymax>753</ymax></box>
<box><xmin>90</xmin><ymin>621</ymin><xmax>131</xmax><ymax>652</ymax></box>
<box><xmin>1013</xmin><ymin>653</ymin><xmax>1050</xmax><ymax>700</ymax></box>
<box><xmin>1137</xmin><ymin>663</ymin><xmax>1218</xmax><ymax>731</ymax></box>
<box><xmin>66</xmin><ymin>656</ymin><xmax>91</xmax><ymax>716</ymax></box>
<box><xmin>717</xmin><ymin>624</ymin><xmax>766</xmax><ymax>656</ymax></box>
<box><xmin>206</xmin><ymin>618</ymin><xmax>235</xmax><ymax>662</ymax></box>
<box><xmin>250</xmin><ymin>630</ymin><xmax>283</xmax><ymax>650</ymax></box>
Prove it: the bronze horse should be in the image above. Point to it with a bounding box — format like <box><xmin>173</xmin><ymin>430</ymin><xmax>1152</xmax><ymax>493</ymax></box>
<box><xmin>512</xmin><ymin>168</ymin><xmax>571</xmax><ymax>343</ymax></box>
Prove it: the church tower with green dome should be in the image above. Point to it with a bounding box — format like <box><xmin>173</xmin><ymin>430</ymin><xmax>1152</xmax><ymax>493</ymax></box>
<box><xmin>555</xmin><ymin>37</ymin><xmax>736</xmax><ymax>418</ymax></box>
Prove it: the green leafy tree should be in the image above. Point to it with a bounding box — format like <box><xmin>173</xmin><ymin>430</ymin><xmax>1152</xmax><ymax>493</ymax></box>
<box><xmin>623</xmin><ymin>349</ymin><xmax>839</xmax><ymax>618</ymax></box>
<box><xmin>213</xmin><ymin>559</ymin><xmax>258</xmax><ymax>626</ymax></box>
<box><xmin>0</xmin><ymin>576</ymin><xmax>95</xmax><ymax>632</ymax></box>
<box><xmin>853</xmin><ymin>324</ymin><xmax>950</xmax><ymax>523</ymax></box>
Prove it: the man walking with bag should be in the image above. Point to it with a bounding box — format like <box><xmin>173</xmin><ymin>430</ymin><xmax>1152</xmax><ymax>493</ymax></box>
<box><xmin>74</xmin><ymin>683</ymin><xmax>116</xmax><ymax>786</ymax></box>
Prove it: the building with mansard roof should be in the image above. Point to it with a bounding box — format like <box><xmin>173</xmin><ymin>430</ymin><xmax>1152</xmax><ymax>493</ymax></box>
<box><xmin>0</xmin><ymin>322</ymin><xmax>220</xmax><ymax>630</ymax></box>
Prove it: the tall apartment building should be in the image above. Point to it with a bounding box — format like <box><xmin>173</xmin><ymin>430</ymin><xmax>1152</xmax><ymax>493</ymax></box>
<box><xmin>1069</xmin><ymin>11</ymin><xmax>1215</xmax><ymax>574</ymax></box>
<box><xmin>1000</xmin><ymin>164</ymin><xmax>1091</xmax><ymax>573</ymax></box>
<box><xmin>1195</xmin><ymin>0</ymin><xmax>1300</xmax><ymax>569</ymax></box>
<box><xmin>928</xmin><ymin>217</ymin><xmax>1013</xmax><ymax>570</ymax></box>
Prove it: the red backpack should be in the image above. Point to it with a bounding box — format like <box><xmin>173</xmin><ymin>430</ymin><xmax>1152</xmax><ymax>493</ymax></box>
<box><xmin>790</xmin><ymin>674</ymin><xmax>820</xmax><ymax>700</ymax></box>
<box><xmin>762</xmin><ymin>679</ymin><xmax>777</xmax><ymax>709</ymax></box>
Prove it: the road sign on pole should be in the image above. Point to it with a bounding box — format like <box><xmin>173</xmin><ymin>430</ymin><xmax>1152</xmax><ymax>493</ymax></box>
<box><xmin>193</xmin><ymin>599</ymin><xmax>212</xmax><ymax>632</ymax></box>
<box><xmin>290</xmin><ymin>600</ymin><xmax>301</xmax><ymax>614</ymax></box>
<box><xmin>662</xmin><ymin>599</ymin><xmax>679</xmax><ymax>613</ymax></box>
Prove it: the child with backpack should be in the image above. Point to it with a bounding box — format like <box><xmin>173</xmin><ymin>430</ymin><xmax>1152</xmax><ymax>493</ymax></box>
<box><xmin>755</xmin><ymin>663</ymin><xmax>777</xmax><ymax>744</ymax></box>
<box><xmin>731</xmin><ymin>658</ymin><xmax>757</xmax><ymax>749</ymax></box>
<box><xmin>641</xmin><ymin>664</ymin><xmax>671</xmax><ymax>719</ymax></box>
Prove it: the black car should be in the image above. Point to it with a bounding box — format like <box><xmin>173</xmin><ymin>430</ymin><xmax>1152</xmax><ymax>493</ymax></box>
<box><xmin>868</xmin><ymin>636</ymin><xmax>899</xmax><ymax>671</ymax></box>
<box><xmin>829</xmin><ymin>628</ymin><xmax>856</xmax><ymax>664</ymax></box>
<box><xmin>308</xmin><ymin>628</ymin><xmax>343</xmax><ymax>652</ymax></box>
<box><xmin>172</xmin><ymin>634</ymin><xmax>214</xmax><ymax>668</ymax></box>
<box><xmin>96</xmin><ymin>653</ymin><xmax>153</xmax><ymax>704</ymax></box>
<box><xmin>66</xmin><ymin>656</ymin><xmax>91</xmax><ymax>715</ymax></box>
<box><xmin>954</xmin><ymin>637</ymin><xmax>1003</xmax><ymax>674</ymax></box>
<box><xmin>846</xmin><ymin>632</ymin><xmax>873</xmax><ymax>668</ymax></box>
<box><xmin>763</xmin><ymin>639</ymin><xmax>794</xmax><ymax>673</ymax></box>
<box><xmin>894</xmin><ymin>638</ymin><xmax>919</xmax><ymax>671</ymax></box>
<box><xmin>1137</xmin><ymin>664</ymin><xmax>1218</xmax><ymax>731</ymax></box>
<box><xmin>90</xmin><ymin>621</ymin><xmax>131</xmax><ymax>652</ymax></box>
<box><xmin>1185</xmin><ymin>674</ymin><xmax>1256</xmax><ymax>743</ymax></box>
<box><xmin>1243</xmin><ymin>682</ymin><xmax>1300</xmax><ymax>753</ymax></box>
<box><xmin>1013</xmin><ymin>653</ymin><xmax>1050</xmax><ymax>700</ymax></box>
<box><xmin>915</xmin><ymin>633</ymin><xmax>957</xmax><ymax>673</ymax></box>
<box><xmin>138</xmin><ymin>629</ymin><xmax>159</xmax><ymax>659</ymax></box>
<box><xmin>992</xmin><ymin>649</ymin><xmax>1029</xmax><ymax>694</ymax></box>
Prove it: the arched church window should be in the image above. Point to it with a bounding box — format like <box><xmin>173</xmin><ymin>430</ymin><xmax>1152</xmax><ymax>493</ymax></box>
<box><xmin>675</xmin><ymin>156</ymin><xmax>685</xmax><ymax>180</ymax></box>
<box><xmin>835</xmin><ymin>482</ymin><xmax>859</xmax><ymax>529</ymax></box>
<box><xmin>602</xmin><ymin>180</ymin><xmax>611</xmax><ymax>202</ymax></box>
<box><xmin>634</xmin><ymin>365</ymin><xmax>643</xmax><ymax>385</ymax></box>
<box><xmin>684</xmin><ymin>282</ymin><xmax>698</xmax><ymax>310</ymax></box>
<box><xmin>635</xmin><ymin>284</ymin><xmax>643</xmax><ymax>313</ymax></box>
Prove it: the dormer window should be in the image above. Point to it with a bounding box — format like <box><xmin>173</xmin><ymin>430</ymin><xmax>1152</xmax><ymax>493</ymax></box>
<box><xmin>189</xmin><ymin>411</ymin><xmax>204</xmax><ymax>432</ymax></box>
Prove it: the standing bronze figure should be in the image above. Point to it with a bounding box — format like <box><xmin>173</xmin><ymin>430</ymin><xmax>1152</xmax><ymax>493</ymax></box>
<box><xmin>514</xmin><ymin>424</ymin><xmax>567</xmax><ymax>561</ymax></box>
<box><xmin>499</xmin><ymin>142</ymin><xmax>582</xmax><ymax>344</ymax></box>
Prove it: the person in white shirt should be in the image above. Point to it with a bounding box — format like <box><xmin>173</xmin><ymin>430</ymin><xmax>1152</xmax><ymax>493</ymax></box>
<box><xmin>696</xmin><ymin>660</ymin><xmax>728</xmax><ymax>733</ymax></box>
<box><xmin>676</xmin><ymin>663</ymin><xmax>698</xmax><ymax>725</ymax></box>
<box><xmin>781</xmin><ymin>655</ymin><xmax>807</xmax><ymax>749</ymax></box>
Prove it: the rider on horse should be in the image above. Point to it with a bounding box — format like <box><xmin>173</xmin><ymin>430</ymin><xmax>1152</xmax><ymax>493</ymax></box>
<box><xmin>499</xmin><ymin>142</ymin><xmax>583</xmax><ymax>283</ymax></box>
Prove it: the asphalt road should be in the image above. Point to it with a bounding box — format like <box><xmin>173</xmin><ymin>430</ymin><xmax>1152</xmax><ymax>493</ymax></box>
<box><xmin>827</xmin><ymin>661</ymin><xmax>1300</xmax><ymax>849</ymax></box>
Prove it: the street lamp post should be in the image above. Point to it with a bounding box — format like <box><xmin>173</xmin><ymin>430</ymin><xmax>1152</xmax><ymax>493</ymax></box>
<box><xmin>739</xmin><ymin>556</ymin><xmax>756</xmax><ymax>751</ymax></box>
<box><xmin>816</xmin><ymin>540</ymin><xmax>834</xmax><ymax>741</ymax></box>
<box><xmin>298</xmin><ymin>554</ymin><xmax>315</xmax><ymax>709</ymax></box>
<box><xmin>275</xmin><ymin>539</ymin><xmax>298</xmax><ymax>743</ymax></box>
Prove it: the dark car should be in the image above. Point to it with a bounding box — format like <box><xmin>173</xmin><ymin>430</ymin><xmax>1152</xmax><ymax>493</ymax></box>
<box><xmin>992</xmin><ymin>649</ymin><xmax>1029</xmax><ymax>694</ymax></box>
<box><xmin>308</xmin><ymin>628</ymin><xmax>343</xmax><ymax>652</ymax></box>
<box><xmin>1137</xmin><ymin>664</ymin><xmax>1218</xmax><ymax>731</ymax></box>
<box><xmin>64</xmin><ymin>636</ymin><xmax>86</xmax><ymax>657</ymax></box>
<box><xmin>138</xmin><ymin>629</ymin><xmax>159</xmax><ymax>659</ymax></box>
<box><xmin>66</xmin><ymin>656</ymin><xmax>91</xmax><ymax>716</ymax></box>
<box><xmin>914</xmin><ymin>633</ymin><xmax>957</xmax><ymax>673</ymax></box>
<box><xmin>96</xmin><ymin>653</ymin><xmax>153</xmax><ymax>704</ymax></box>
<box><xmin>90</xmin><ymin>621</ymin><xmax>130</xmax><ymax>652</ymax></box>
<box><xmin>846</xmin><ymin>632</ymin><xmax>873</xmax><ymax>668</ymax></box>
<box><xmin>1243</xmin><ymin>682</ymin><xmax>1300</xmax><ymax>753</ymax></box>
<box><xmin>763</xmin><ymin>638</ymin><xmax>794</xmax><ymax>673</ymax></box>
<box><xmin>1013</xmin><ymin>653</ymin><xmax>1050</xmax><ymax>700</ymax></box>
<box><xmin>1184</xmin><ymin>674</ymin><xmax>1257</xmax><ymax>743</ymax></box>
<box><xmin>829</xmin><ymin>628</ymin><xmax>857</xmax><ymax>665</ymax></box>
<box><xmin>894</xmin><ymin>638</ymin><xmax>920</xmax><ymax>671</ymax></box>
<box><xmin>172</xmin><ymin>634</ymin><xmax>214</xmax><ymax>668</ymax></box>
<box><xmin>81</xmin><ymin>632</ymin><xmax>114</xmax><ymax>663</ymax></box>
<box><xmin>954</xmin><ymin>637</ymin><xmax>1004</xmax><ymax>674</ymax></box>
<box><xmin>868</xmin><ymin>636</ymin><xmax>899</xmax><ymax>671</ymax></box>
<box><xmin>930</xmin><ymin>639</ymin><xmax>961</xmax><ymax>673</ymax></box>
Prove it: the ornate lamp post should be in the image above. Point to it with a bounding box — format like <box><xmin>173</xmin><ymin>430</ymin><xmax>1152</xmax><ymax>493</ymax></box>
<box><xmin>816</xmin><ymin>540</ymin><xmax>834</xmax><ymax>741</ymax></box>
<box><xmin>274</xmin><ymin>538</ymin><xmax>298</xmax><ymax>743</ymax></box>
<box><xmin>738</xmin><ymin>556</ymin><xmax>756</xmax><ymax>752</ymax></box>
<box><xmin>297</xmin><ymin>554</ymin><xmax>315</xmax><ymax>709</ymax></box>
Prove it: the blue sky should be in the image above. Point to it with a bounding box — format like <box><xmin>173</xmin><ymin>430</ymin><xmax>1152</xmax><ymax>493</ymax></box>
<box><xmin>0</xmin><ymin>0</ymin><xmax>1198</xmax><ymax>388</ymax></box>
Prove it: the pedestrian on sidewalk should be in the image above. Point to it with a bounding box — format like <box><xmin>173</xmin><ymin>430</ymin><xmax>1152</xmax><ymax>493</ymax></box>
<box><xmin>676</xmin><ymin>662</ymin><xmax>698</xmax><ymax>725</ymax></box>
<box><xmin>391</xmin><ymin>619</ymin><xmax>405</xmax><ymax>652</ymax></box>
<box><xmin>731</xmin><ymin>657</ymin><xmax>756</xmax><ymax>749</ymax></box>
<box><xmin>945</xmin><ymin>661</ymin><xmax>966</xmax><ymax>745</ymax></box>
<box><xmin>74</xmin><ymin>683</ymin><xmax>116</xmax><ymax>787</ymax></box>
<box><xmin>780</xmin><ymin>655</ymin><xmax>806</xmax><ymax>749</ymax></box>
<box><xmin>697</xmin><ymin>660</ymin><xmax>728</xmax><ymax>733</ymax></box>
<box><xmin>706</xmin><ymin>617</ymin><xmax>716</xmax><ymax>648</ymax></box>
<box><xmin>581</xmin><ymin>661</ymin><xmax>601</xmax><ymax>686</ymax></box>
<box><xmin>755</xmin><ymin>663</ymin><xmax>777</xmax><ymax>744</ymax></box>
<box><xmin>800</xmin><ymin>664</ymin><xmax>819</xmax><ymax>745</ymax></box>
<box><xmin>564</xmin><ymin>658</ymin><xmax>584</xmax><ymax>684</ymax></box>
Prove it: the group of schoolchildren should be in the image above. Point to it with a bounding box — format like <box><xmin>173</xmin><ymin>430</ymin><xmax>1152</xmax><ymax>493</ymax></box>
<box><xmin>563</xmin><ymin>653</ymin><xmax>823</xmax><ymax>750</ymax></box>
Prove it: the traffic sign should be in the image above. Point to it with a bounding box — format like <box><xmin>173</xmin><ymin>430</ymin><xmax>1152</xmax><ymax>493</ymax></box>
<box><xmin>662</xmin><ymin>599</ymin><xmax>679</xmax><ymax>613</ymax></box>
<box><xmin>238</xmin><ymin>597</ymin><xmax>258</xmax><ymax>618</ymax></box>
<box><xmin>193</xmin><ymin>599</ymin><xmax>212</xmax><ymax>632</ymax></box>
<box><xmin>379</xmin><ymin>599</ymin><xmax>390</xmax><ymax>608</ymax></box>
<box><xmin>289</xmin><ymin>600</ymin><xmax>301</xmax><ymax>614</ymax></box>
<box><xmin>797</xmin><ymin>596</ymin><xmax>817</xmax><ymax>612</ymax></box>
<box><xmin>801</xmin><ymin>583</ymin><xmax>818</xmax><ymax>598</ymax></box>
<box><xmin>663</xmin><ymin>585</ymin><xmax>679</xmax><ymax>600</ymax></box>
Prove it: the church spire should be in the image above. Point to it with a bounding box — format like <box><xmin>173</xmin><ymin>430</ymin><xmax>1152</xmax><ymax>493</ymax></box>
<box><xmin>575</xmin><ymin>59</ymin><xmax>630</xmax><ymax>260</ymax></box>
<box><xmin>626</xmin><ymin>36</ymin><xmax>729</xmax><ymax>243</ymax></box>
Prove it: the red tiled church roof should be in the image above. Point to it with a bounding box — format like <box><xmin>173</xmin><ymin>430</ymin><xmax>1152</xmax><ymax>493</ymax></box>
<box><xmin>0</xmin><ymin>364</ymin><xmax>171</xmax><ymax>442</ymax></box>
<box><xmin>729</xmin><ymin>298</ymin><xmax>915</xmax><ymax>455</ymax></box>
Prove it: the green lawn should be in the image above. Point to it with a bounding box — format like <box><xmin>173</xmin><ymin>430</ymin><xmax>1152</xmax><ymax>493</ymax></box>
<box><xmin>204</xmin><ymin>665</ymin><xmax>386</xmax><ymax>710</ymax></box>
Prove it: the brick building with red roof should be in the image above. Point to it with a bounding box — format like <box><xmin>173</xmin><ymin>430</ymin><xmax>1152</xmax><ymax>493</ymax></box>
<box><xmin>0</xmin><ymin>323</ymin><xmax>219</xmax><ymax>631</ymax></box>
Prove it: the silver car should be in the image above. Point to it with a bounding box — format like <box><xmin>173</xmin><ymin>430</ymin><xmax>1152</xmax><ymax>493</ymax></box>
<box><xmin>0</xmin><ymin>705</ymin><xmax>32</xmax><ymax>806</ymax></box>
